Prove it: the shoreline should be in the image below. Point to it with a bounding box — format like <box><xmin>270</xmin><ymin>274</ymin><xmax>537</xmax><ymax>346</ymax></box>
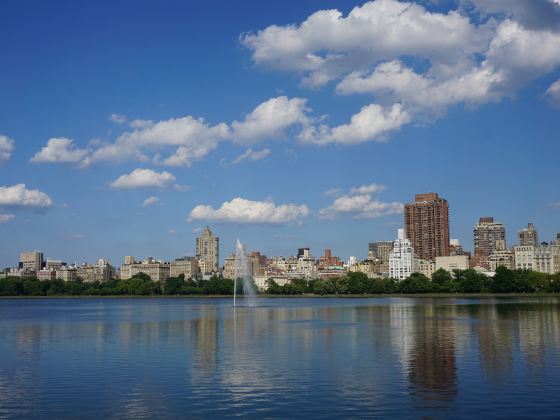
<box><xmin>1</xmin><ymin>293</ymin><xmax>559</xmax><ymax>300</ymax></box>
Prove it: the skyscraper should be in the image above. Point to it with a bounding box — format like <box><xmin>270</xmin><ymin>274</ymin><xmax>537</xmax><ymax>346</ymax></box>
<box><xmin>389</xmin><ymin>229</ymin><xmax>417</xmax><ymax>280</ymax></box>
<box><xmin>518</xmin><ymin>223</ymin><xmax>538</xmax><ymax>247</ymax></box>
<box><xmin>196</xmin><ymin>227</ymin><xmax>219</xmax><ymax>273</ymax></box>
<box><xmin>404</xmin><ymin>193</ymin><xmax>450</xmax><ymax>261</ymax></box>
<box><xmin>473</xmin><ymin>217</ymin><xmax>506</xmax><ymax>257</ymax></box>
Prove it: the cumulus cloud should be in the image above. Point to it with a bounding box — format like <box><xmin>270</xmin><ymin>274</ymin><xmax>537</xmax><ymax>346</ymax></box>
<box><xmin>0</xmin><ymin>135</ymin><xmax>15</xmax><ymax>165</ymax></box>
<box><xmin>319</xmin><ymin>183</ymin><xmax>402</xmax><ymax>219</ymax></box>
<box><xmin>546</xmin><ymin>79</ymin><xmax>560</xmax><ymax>106</ymax></box>
<box><xmin>91</xmin><ymin>116</ymin><xmax>230</xmax><ymax>167</ymax></box>
<box><xmin>242</xmin><ymin>0</ymin><xmax>560</xmax><ymax>142</ymax></box>
<box><xmin>231</xmin><ymin>148</ymin><xmax>271</xmax><ymax>165</ymax></box>
<box><xmin>349</xmin><ymin>183</ymin><xmax>386</xmax><ymax>195</ymax></box>
<box><xmin>142</xmin><ymin>196</ymin><xmax>160</xmax><ymax>207</ymax></box>
<box><xmin>110</xmin><ymin>168</ymin><xmax>176</xmax><ymax>189</ymax></box>
<box><xmin>300</xmin><ymin>103</ymin><xmax>410</xmax><ymax>145</ymax></box>
<box><xmin>242</xmin><ymin>0</ymin><xmax>488</xmax><ymax>87</ymax></box>
<box><xmin>109</xmin><ymin>113</ymin><xmax>127</xmax><ymax>124</ymax></box>
<box><xmin>231</xmin><ymin>96</ymin><xmax>310</xmax><ymax>144</ymax></box>
<box><xmin>0</xmin><ymin>184</ymin><xmax>53</xmax><ymax>208</ymax></box>
<box><xmin>0</xmin><ymin>214</ymin><xmax>15</xmax><ymax>224</ymax></box>
<box><xmin>30</xmin><ymin>138</ymin><xmax>89</xmax><ymax>164</ymax></box>
<box><xmin>188</xmin><ymin>197</ymin><xmax>309</xmax><ymax>224</ymax></box>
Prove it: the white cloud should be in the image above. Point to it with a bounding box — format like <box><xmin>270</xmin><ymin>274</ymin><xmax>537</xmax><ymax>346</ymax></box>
<box><xmin>0</xmin><ymin>135</ymin><xmax>15</xmax><ymax>165</ymax></box>
<box><xmin>336</xmin><ymin>60</ymin><xmax>504</xmax><ymax>117</ymax></box>
<box><xmin>109</xmin><ymin>113</ymin><xmax>127</xmax><ymax>124</ymax></box>
<box><xmin>90</xmin><ymin>116</ymin><xmax>230</xmax><ymax>167</ymax></box>
<box><xmin>231</xmin><ymin>96</ymin><xmax>310</xmax><ymax>144</ymax></box>
<box><xmin>168</xmin><ymin>229</ymin><xmax>176</xmax><ymax>235</ymax></box>
<box><xmin>242</xmin><ymin>0</ymin><xmax>487</xmax><ymax>87</ymax></box>
<box><xmin>30</xmin><ymin>138</ymin><xmax>89</xmax><ymax>164</ymax></box>
<box><xmin>549</xmin><ymin>201</ymin><xmax>560</xmax><ymax>209</ymax></box>
<box><xmin>319</xmin><ymin>183</ymin><xmax>402</xmax><ymax>219</ymax></box>
<box><xmin>0</xmin><ymin>184</ymin><xmax>53</xmax><ymax>208</ymax></box>
<box><xmin>142</xmin><ymin>196</ymin><xmax>160</xmax><ymax>207</ymax></box>
<box><xmin>349</xmin><ymin>183</ymin><xmax>386</xmax><ymax>195</ymax></box>
<box><xmin>188</xmin><ymin>197</ymin><xmax>309</xmax><ymax>224</ymax></box>
<box><xmin>301</xmin><ymin>103</ymin><xmax>410</xmax><ymax>145</ymax></box>
<box><xmin>69</xmin><ymin>234</ymin><xmax>85</xmax><ymax>240</ymax></box>
<box><xmin>110</xmin><ymin>168</ymin><xmax>176</xmax><ymax>190</ymax></box>
<box><xmin>546</xmin><ymin>79</ymin><xmax>560</xmax><ymax>106</ymax></box>
<box><xmin>231</xmin><ymin>148</ymin><xmax>271</xmax><ymax>165</ymax></box>
<box><xmin>0</xmin><ymin>214</ymin><xmax>15</xmax><ymax>224</ymax></box>
<box><xmin>324</xmin><ymin>188</ymin><xmax>342</xmax><ymax>197</ymax></box>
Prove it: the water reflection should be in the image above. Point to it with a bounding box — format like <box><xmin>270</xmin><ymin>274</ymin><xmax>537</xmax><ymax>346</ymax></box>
<box><xmin>0</xmin><ymin>297</ymin><xmax>560</xmax><ymax>418</ymax></box>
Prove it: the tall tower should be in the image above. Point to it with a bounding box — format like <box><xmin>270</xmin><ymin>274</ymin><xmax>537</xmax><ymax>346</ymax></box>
<box><xmin>196</xmin><ymin>227</ymin><xmax>219</xmax><ymax>273</ymax></box>
<box><xmin>518</xmin><ymin>223</ymin><xmax>538</xmax><ymax>247</ymax></box>
<box><xmin>473</xmin><ymin>217</ymin><xmax>506</xmax><ymax>257</ymax></box>
<box><xmin>389</xmin><ymin>229</ymin><xmax>417</xmax><ymax>280</ymax></box>
<box><xmin>404</xmin><ymin>193</ymin><xmax>450</xmax><ymax>260</ymax></box>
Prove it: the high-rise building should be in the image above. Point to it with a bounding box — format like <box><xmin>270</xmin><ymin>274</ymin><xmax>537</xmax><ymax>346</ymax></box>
<box><xmin>473</xmin><ymin>217</ymin><xmax>506</xmax><ymax>257</ymax></box>
<box><xmin>19</xmin><ymin>250</ymin><xmax>44</xmax><ymax>273</ymax></box>
<box><xmin>196</xmin><ymin>227</ymin><xmax>219</xmax><ymax>273</ymax></box>
<box><xmin>404</xmin><ymin>193</ymin><xmax>450</xmax><ymax>260</ymax></box>
<box><xmin>389</xmin><ymin>229</ymin><xmax>417</xmax><ymax>280</ymax></box>
<box><xmin>297</xmin><ymin>247</ymin><xmax>310</xmax><ymax>260</ymax></box>
<box><xmin>518</xmin><ymin>223</ymin><xmax>539</xmax><ymax>247</ymax></box>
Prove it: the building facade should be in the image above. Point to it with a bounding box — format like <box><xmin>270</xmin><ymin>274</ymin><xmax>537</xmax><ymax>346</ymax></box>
<box><xmin>473</xmin><ymin>217</ymin><xmax>506</xmax><ymax>257</ymax></box>
<box><xmin>404</xmin><ymin>193</ymin><xmax>450</xmax><ymax>260</ymax></box>
<box><xmin>78</xmin><ymin>259</ymin><xmax>115</xmax><ymax>283</ymax></box>
<box><xmin>170</xmin><ymin>257</ymin><xmax>199</xmax><ymax>279</ymax></box>
<box><xmin>518</xmin><ymin>223</ymin><xmax>539</xmax><ymax>247</ymax></box>
<box><xmin>120</xmin><ymin>257</ymin><xmax>170</xmax><ymax>282</ymax></box>
<box><xmin>19</xmin><ymin>251</ymin><xmax>43</xmax><ymax>273</ymax></box>
<box><xmin>196</xmin><ymin>227</ymin><xmax>219</xmax><ymax>273</ymax></box>
<box><xmin>435</xmin><ymin>255</ymin><xmax>469</xmax><ymax>273</ymax></box>
<box><xmin>389</xmin><ymin>229</ymin><xmax>417</xmax><ymax>280</ymax></box>
<box><xmin>514</xmin><ymin>246</ymin><xmax>535</xmax><ymax>271</ymax></box>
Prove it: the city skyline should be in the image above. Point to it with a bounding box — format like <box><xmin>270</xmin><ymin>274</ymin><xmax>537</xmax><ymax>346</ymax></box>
<box><xmin>1</xmin><ymin>0</ymin><xmax>560</xmax><ymax>267</ymax></box>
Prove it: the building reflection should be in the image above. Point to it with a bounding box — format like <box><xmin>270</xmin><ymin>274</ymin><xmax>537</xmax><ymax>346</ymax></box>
<box><xmin>399</xmin><ymin>302</ymin><xmax>458</xmax><ymax>408</ymax></box>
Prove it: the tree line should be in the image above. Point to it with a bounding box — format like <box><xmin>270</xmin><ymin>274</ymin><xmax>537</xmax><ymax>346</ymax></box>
<box><xmin>0</xmin><ymin>267</ymin><xmax>559</xmax><ymax>296</ymax></box>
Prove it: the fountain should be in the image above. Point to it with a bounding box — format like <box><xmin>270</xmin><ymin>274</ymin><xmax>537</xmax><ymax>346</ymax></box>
<box><xmin>233</xmin><ymin>239</ymin><xmax>257</xmax><ymax>307</ymax></box>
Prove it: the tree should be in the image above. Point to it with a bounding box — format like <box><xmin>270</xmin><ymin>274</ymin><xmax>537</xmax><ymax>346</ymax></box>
<box><xmin>398</xmin><ymin>273</ymin><xmax>432</xmax><ymax>293</ymax></box>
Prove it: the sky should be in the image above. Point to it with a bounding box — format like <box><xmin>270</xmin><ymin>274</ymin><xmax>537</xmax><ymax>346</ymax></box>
<box><xmin>1</xmin><ymin>0</ymin><xmax>559</xmax><ymax>267</ymax></box>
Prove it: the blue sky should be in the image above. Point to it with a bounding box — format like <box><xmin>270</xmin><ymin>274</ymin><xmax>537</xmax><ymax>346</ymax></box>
<box><xmin>1</xmin><ymin>0</ymin><xmax>559</xmax><ymax>267</ymax></box>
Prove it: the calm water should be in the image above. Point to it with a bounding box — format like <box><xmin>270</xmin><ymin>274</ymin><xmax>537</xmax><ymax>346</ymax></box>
<box><xmin>1</xmin><ymin>297</ymin><xmax>560</xmax><ymax>419</ymax></box>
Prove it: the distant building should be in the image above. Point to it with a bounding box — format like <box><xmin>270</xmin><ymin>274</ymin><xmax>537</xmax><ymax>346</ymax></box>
<box><xmin>389</xmin><ymin>229</ymin><xmax>417</xmax><ymax>280</ymax></box>
<box><xmin>223</xmin><ymin>253</ymin><xmax>236</xmax><ymax>279</ymax></box>
<box><xmin>417</xmin><ymin>259</ymin><xmax>436</xmax><ymax>278</ymax></box>
<box><xmin>19</xmin><ymin>251</ymin><xmax>43</xmax><ymax>273</ymax></box>
<box><xmin>37</xmin><ymin>269</ymin><xmax>56</xmax><ymax>281</ymax></box>
<box><xmin>318</xmin><ymin>248</ymin><xmax>343</xmax><ymax>269</ymax></box>
<box><xmin>368</xmin><ymin>241</ymin><xmax>393</xmax><ymax>274</ymax></box>
<box><xmin>488</xmin><ymin>248</ymin><xmax>514</xmax><ymax>271</ymax></box>
<box><xmin>120</xmin><ymin>257</ymin><xmax>169</xmax><ymax>282</ymax></box>
<box><xmin>170</xmin><ymin>257</ymin><xmax>199</xmax><ymax>279</ymax></box>
<box><xmin>518</xmin><ymin>223</ymin><xmax>539</xmax><ymax>247</ymax></box>
<box><xmin>473</xmin><ymin>217</ymin><xmax>506</xmax><ymax>257</ymax></box>
<box><xmin>435</xmin><ymin>255</ymin><xmax>469</xmax><ymax>273</ymax></box>
<box><xmin>46</xmin><ymin>259</ymin><xmax>65</xmax><ymax>271</ymax></box>
<box><xmin>514</xmin><ymin>246</ymin><xmax>535</xmax><ymax>271</ymax></box>
<box><xmin>56</xmin><ymin>266</ymin><xmax>78</xmax><ymax>282</ymax></box>
<box><xmin>196</xmin><ymin>227</ymin><xmax>219</xmax><ymax>273</ymax></box>
<box><xmin>78</xmin><ymin>259</ymin><xmax>115</xmax><ymax>283</ymax></box>
<box><xmin>297</xmin><ymin>247</ymin><xmax>310</xmax><ymax>260</ymax></box>
<box><xmin>404</xmin><ymin>193</ymin><xmax>450</xmax><ymax>260</ymax></box>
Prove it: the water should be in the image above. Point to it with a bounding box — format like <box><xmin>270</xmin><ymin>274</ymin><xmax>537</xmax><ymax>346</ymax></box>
<box><xmin>1</xmin><ymin>297</ymin><xmax>560</xmax><ymax>418</ymax></box>
<box><xmin>233</xmin><ymin>239</ymin><xmax>256</xmax><ymax>307</ymax></box>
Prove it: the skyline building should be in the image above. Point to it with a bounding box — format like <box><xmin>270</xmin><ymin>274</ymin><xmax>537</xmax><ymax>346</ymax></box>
<box><xmin>389</xmin><ymin>229</ymin><xmax>417</xmax><ymax>280</ymax></box>
<box><xmin>518</xmin><ymin>223</ymin><xmax>539</xmax><ymax>247</ymax></box>
<box><xmin>196</xmin><ymin>227</ymin><xmax>219</xmax><ymax>274</ymax></box>
<box><xmin>404</xmin><ymin>193</ymin><xmax>450</xmax><ymax>261</ymax></box>
<box><xmin>473</xmin><ymin>217</ymin><xmax>506</xmax><ymax>257</ymax></box>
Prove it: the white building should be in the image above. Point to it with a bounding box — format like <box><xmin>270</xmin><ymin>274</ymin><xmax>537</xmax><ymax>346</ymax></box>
<box><xmin>389</xmin><ymin>229</ymin><xmax>417</xmax><ymax>280</ymax></box>
<box><xmin>514</xmin><ymin>246</ymin><xmax>535</xmax><ymax>271</ymax></box>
